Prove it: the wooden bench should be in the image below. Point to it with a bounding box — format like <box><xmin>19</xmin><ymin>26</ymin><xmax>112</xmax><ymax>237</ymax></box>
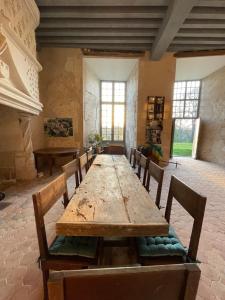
<box><xmin>48</xmin><ymin>263</ymin><xmax>201</xmax><ymax>300</ymax></box>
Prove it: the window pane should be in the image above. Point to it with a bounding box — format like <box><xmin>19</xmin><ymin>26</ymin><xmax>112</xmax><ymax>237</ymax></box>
<box><xmin>184</xmin><ymin>101</ymin><xmax>198</xmax><ymax>118</ymax></box>
<box><xmin>101</xmin><ymin>104</ymin><xmax>112</xmax><ymax>140</ymax></box>
<box><xmin>186</xmin><ymin>81</ymin><xmax>200</xmax><ymax>100</ymax></box>
<box><xmin>173</xmin><ymin>101</ymin><xmax>184</xmax><ymax>118</ymax></box>
<box><xmin>173</xmin><ymin>81</ymin><xmax>186</xmax><ymax>100</ymax></box>
<box><xmin>101</xmin><ymin>82</ymin><xmax>112</xmax><ymax>102</ymax></box>
<box><xmin>114</xmin><ymin>82</ymin><xmax>125</xmax><ymax>102</ymax></box>
<box><xmin>114</xmin><ymin>104</ymin><xmax>124</xmax><ymax>141</ymax></box>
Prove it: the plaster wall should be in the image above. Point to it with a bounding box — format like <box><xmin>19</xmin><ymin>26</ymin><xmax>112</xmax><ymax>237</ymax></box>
<box><xmin>83</xmin><ymin>63</ymin><xmax>100</xmax><ymax>146</ymax></box>
<box><xmin>198</xmin><ymin>66</ymin><xmax>225</xmax><ymax>166</ymax></box>
<box><xmin>137</xmin><ymin>53</ymin><xmax>176</xmax><ymax>162</ymax></box>
<box><xmin>38</xmin><ymin>48</ymin><xmax>83</xmax><ymax>150</ymax></box>
<box><xmin>126</xmin><ymin>63</ymin><xmax>138</xmax><ymax>157</ymax></box>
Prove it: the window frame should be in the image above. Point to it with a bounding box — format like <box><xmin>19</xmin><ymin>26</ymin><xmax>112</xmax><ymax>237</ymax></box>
<box><xmin>172</xmin><ymin>80</ymin><xmax>202</xmax><ymax>120</ymax></box>
<box><xmin>100</xmin><ymin>80</ymin><xmax>126</xmax><ymax>143</ymax></box>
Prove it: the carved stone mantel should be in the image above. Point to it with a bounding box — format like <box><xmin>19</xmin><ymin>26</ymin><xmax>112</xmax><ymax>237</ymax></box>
<box><xmin>0</xmin><ymin>0</ymin><xmax>43</xmax><ymax>115</ymax></box>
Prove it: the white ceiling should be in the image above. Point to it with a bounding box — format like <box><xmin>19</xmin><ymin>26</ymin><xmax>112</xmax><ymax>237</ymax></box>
<box><xmin>175</xmin><ymin>55</ymin><xmax>225</xmax><ymax>81</ymax></box>
<box><xmin>84</xmin><ymin>57</ymin><xmax>138</xmax><ymax>81</ymax></box>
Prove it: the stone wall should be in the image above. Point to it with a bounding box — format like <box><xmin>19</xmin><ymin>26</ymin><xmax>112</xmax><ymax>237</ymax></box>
<box><xmin>198</xmin><ymin>66</ymin><xmax>225</xmax><ymax>166</ymax></box>
<box><xmin>125</xmin><ymin>62</ymin><xmax>138</xmax><ymax>157</ymax></box>
<box><xmin>38</xmin><ymin>48</ymin><xmax>83</xmax><ymax>149</ymax></box>
<box><xmin>137</xmin><ymin>52</ymin><xmax>176</xmax><ymax>162</ymax></box>
<box><xmin>83</xmin><ymin>62</ymin><xmax>100</xmax><ymax>146</ymax></box>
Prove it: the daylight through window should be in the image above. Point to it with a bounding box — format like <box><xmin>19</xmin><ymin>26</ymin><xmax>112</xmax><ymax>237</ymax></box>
<box><xmin>101</xmin><ymin>81</ymin><xmax>125</xmax><ymax>141</ymax></box>
<box><xmin>173</xmin><ymin>81</ymin><xmax>201</xmax><ymax>118</ymax></box>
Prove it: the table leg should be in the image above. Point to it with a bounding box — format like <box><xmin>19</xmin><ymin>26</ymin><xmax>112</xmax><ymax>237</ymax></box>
<box><xmin>48</xmin><ymin>156</ymin><xmax>54</xmax><ymax>176</ymax></box>
<box><xmin>34</xmin><ymin>154</ymin><xmax>39</xmax><ymax>172</ymax></box>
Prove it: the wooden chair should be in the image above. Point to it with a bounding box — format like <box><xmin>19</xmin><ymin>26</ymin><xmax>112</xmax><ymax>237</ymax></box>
<box><xmin>48</xmin><ymin>264</ymin><xmax>201</xmax><ymax>300</ymax></box>
<box><xmin>32</xmin><ymin>174</ymin><xmax>99</xmax><ymax>300</ymax></box>
<box><xmin>133</xmin><ymin>149</ymin><xmax>141</xmax><ymax>170</ymax></box>
<box><xmin>137</xmin><ymin>154</ymin><xmax>149</xmax><ymax>186</ymax></box>
<box><xmin>137</xmin><ymin>175</ymin><xmax>206</xmax><ymax>265</ymax></box>
<box><xmin>145</xmin><ymin>160</ymin><xmax>164</xmax><ymax>208</ymax></box>
<box><xmin>86</xmin><ymin>147</ymin><xmax>94</xmax><ymax>169</ymax></box>
<box><xmin>104</xmin><ymin>145</ymin><xmax>125</xmax><ymax>155</ymax></box>
<box><xmin>79</xmin><ymin>153</ymin><xmax>89</xmax><ymax>182</ymax></box>
<box><xmin>129</xmin><ymin>148</ymin><xmax>136</xmax><ymax>166</ymax></box>
<box><xmin>62</xmin><ymin>159</ymin><xmax>80</xmax><ymax>197</ymax></box>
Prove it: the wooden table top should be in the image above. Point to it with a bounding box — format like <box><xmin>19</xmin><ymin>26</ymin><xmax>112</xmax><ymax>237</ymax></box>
<box><xmin>56</xmin><ymin>155</ymin><xmax>168</xmax><ymax>237</ymax></box>
<box><xmin>33</xmin><ymin>148</ymin><xmax>79</xmax><ymax>155</ymax></box>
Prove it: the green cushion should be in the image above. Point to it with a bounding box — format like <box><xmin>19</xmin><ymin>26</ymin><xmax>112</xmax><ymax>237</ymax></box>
<box><xmin>49</xmin><ymin>236</ymin><xmax>98</xmax><ymax>258</ymax></box>
<box><xmin>137</xmin><ymin>226</ymin><xmax>187</xmax><ymax>257</ymax></box>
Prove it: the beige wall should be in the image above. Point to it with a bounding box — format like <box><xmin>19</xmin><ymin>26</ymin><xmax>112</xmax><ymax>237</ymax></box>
<box><xmin>137</xmin><ymin>53</ymin><xmax>176</xmax><ymax>162</ymax></box>
<box><xmin>38</xmin><ymin>48</ymin><xmax>83</xmax><ymax>149</ymax></box>
<box><xmin>83</xmin><ymin>63</ymin><xmax>100</xmax><ymax>146</ymax></box>
<box><xmin>198</xmin><ymin>66</ymin><xmax>225</xmax><ymax>166</ymax></box>
<box><xmin>126</xmin><ymin>63</ymin><xmax>138</xmax><ymax>157</ymax></box>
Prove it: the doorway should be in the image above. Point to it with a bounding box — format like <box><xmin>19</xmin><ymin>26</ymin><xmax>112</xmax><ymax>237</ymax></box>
<box><xmin>172</xmin><ymin>119</ymin><xmax>196</xmax><ymax>157</ymax></box>
<box><xmin>171</xmin><ymin>80</ymin><xmax>201</xmax><ymax>157</ymax></box>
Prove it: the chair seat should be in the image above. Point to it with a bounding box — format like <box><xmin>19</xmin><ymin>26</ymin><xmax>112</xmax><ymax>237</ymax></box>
<box><xmin>49</xmin><ymin>236</ymin><xmax>98</xmax><ymax>258</ymax></box>
<box><xmin>136</xmin><ymin>226</ymin><xmax>187</xmax><ymax>257</ymax></box>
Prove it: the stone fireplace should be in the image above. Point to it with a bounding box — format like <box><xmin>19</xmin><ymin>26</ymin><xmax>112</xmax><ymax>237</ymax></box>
<box><xmin>0</xmin><ymin>0</ymin><xmax>42</xmax><ymax>182</ymax></box>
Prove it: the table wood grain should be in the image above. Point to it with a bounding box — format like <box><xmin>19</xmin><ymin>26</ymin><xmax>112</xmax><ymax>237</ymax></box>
<box><xmin>56</xmin><ymin>155</ymin><xmax>168</xmax><ymax>237</ymax></box>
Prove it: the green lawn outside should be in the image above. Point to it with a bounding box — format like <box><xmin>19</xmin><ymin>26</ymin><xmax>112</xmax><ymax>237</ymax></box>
<box><xmin>173</xmin><ymin>143</ymin><xmax>193</xmax><ymax>157</ymax></box>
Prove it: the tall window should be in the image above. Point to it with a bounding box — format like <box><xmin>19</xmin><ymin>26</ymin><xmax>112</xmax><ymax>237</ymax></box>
<box><xmin>173</xmin><ymin>80</ymin><xmax>201</xmax><ymax>118</ymax></box>
<box><xmin>101</xmin><ymin>81</ymin><xmax>126</xmax><ymax>142</ymax></box>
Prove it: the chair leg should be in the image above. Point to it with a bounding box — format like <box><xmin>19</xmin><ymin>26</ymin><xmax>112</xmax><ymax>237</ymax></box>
<box><xmin>42</xmin><ymin>266</ymin><xmax>49</xmax><ymax>300</ymax></box>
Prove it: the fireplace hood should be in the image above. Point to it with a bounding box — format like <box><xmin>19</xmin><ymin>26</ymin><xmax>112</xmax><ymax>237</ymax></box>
<box><xmin>0</xmin><ymin>6</ymin><xmax>43</xmax><ymax>115</ymax></box>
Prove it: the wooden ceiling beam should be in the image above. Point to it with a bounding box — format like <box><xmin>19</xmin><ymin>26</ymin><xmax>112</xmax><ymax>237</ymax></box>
<box><xmin>183</xmin><ymin>19</ymin><xmax>225</xmax><ymax>29</ymax></box>
<box><xmin>39</xmin><ymin>19</ymin><xmax>161</xmax><ymax>29</ymax></box>
<box><xmin>197</xmin><ymin>0</ymin><xmax>225</xmax><ymax>8</ymax></box>
<box><xmin>174</xmin><ymin>49</ymin><xmax>225</xmax><ymax>58</ymax></box>
<box><xmin>38</xmin><ymin>43</ymin><xmax>150</xmax><ymax>51</ymax></box>
<box><xmin>36</xmin><ymin>0</ymin><xmax>168</xmax><ymax>7</ymax></box>
<box><xmin>173</xmin><ymin>37</ymin><xmax>225</xmax><ymax>45</ymax></box>
<box><xmin>151</xmin><ymin>0</ymin><xmax>197</xmax><ymax>60</ymax></box>
<box><xmin>36</xmin><ymin>28</ymin><xmax>157</xmax><ymax>37</ymax></box>
<box><xmin>38</xmin><ymin>37</ymin><xmax>154</xmax><ymax>44</ymax></box>
<box><xmin>169</xmin><ymin>44</ymin><xmax>225</xmax><ymax>51</ymax></box>
<box><xmin>40</xmin><ymin>11</ymin><xmax>165</xmax><ymax>19</ymax></box>
<box><xmin>177</xmin><ymin>28</ymin><xmax>225</xmax><ymax>38</ymax></box>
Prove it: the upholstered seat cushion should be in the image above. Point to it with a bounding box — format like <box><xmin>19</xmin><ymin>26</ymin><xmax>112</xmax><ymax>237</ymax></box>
<box><xmin>49</xmin><ymin>236</ymin><xmax>98</xmax><ymax>258</ymax></box>
<box><xmin>137</xmin><ymin>226</ymin><xmax>187</xmax><ymax>257</ymax></box>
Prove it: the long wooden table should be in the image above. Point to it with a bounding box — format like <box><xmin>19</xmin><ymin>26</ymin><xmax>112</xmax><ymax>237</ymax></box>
<box><xmin>56</xmin><ymin>155</ymin><xmax>168</xmax><ymax>237</ymax></box>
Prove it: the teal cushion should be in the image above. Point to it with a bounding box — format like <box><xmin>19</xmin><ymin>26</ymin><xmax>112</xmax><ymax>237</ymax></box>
<box><xmin>49</xmin><ymin>236</ymin><xmax>98</xmax><ymax>258</ymax></box>
<box><xmin>137</xmin><ymin>226</ymin><xmax>187</xmax><ymax>257</ymax></box>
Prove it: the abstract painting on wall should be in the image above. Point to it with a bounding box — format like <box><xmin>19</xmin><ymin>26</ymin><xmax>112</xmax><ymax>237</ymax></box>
<box><xmin>44</xmin><ymin>118</ymin><xmax>73</xmax><ymax>137</ymax></box>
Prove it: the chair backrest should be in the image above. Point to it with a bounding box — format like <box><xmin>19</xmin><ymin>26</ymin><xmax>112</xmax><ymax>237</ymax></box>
<box><xmin>86</xmin><ymin>147</ymin><xmax>94</xmax><ymax>168</ymax></box>
<box><xmin>133</xmin><ymin>150</ymin><xmax>141</xmax><ymax>168</ymax></box>
<box><xmin>137</xmin><ymin>154</ymin><xmax>149</xmax><ymax>186</ymax></box>
<box><xmin>79</xmin><ymin>153</ymin><xmax>89</xmax><ymax>182</ymax></box>
<box><xmin>165</xmin><ymin>175</ymin><xmax>207</xmax><ymax>261</ymax></box>
<box><xmin>129</xmin><ymin>148</ymin><xmax>136</xmax><ymax>165</ymax></box>
<box><xmin>145</xmin><ymin>160</ymin><xmax>164</xmax><ymax>208</ymax></box>
<box><xmin>62</xmin><ymin>159</ymin><xmax>80</xmax><ymax>190</ymax></box>
<box><xmin>32</xmin><ymin>174</ymin><xmax>69</xmax><ymax>258</ymax></box>
<box><xmin>48</xmin><ymin>264</ymin><xmax>200</xmax><ymax>300</ymax></box>
<box><xmin>104</xmin><ymin>145</ymin><xmax>125</xmax><ymax>155</ymax></box>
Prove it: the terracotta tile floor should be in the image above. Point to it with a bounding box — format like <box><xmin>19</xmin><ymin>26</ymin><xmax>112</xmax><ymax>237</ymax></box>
<box><xmin>0</xmin><ymin>158</ymin><xmax>225</xmax><ymax>300</ymax></box>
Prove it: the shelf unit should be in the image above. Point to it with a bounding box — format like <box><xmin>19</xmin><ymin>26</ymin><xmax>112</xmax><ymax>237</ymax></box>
<box><xmin>146</xmin><ymin>96</ymin><xmax>165</xmax><ymax>145</ymax></box>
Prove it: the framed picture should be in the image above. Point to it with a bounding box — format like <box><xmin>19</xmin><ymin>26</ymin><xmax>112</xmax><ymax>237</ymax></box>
<box><xmin>44</xmin><ymin>118</ymin><xmax>73</xmax><ymax>137</ymax></box>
